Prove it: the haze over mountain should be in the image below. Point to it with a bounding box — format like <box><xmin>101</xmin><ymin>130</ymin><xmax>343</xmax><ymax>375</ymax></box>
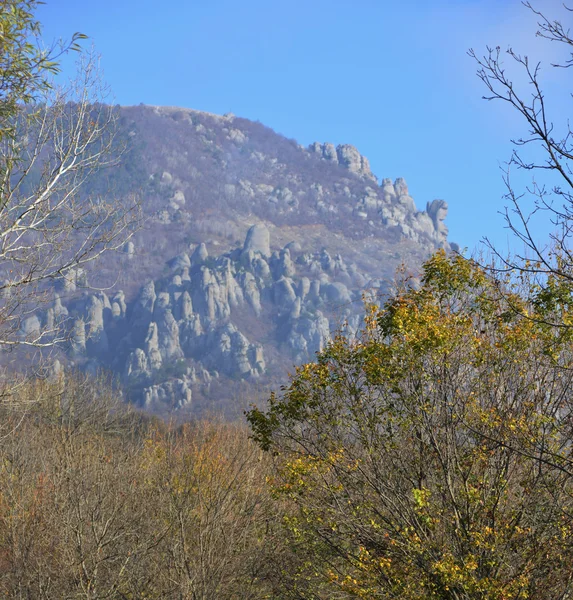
<box><xmin>22</xmin><ymin>104</ymin><xmax>455</xmax><ymax>416</ymax></box>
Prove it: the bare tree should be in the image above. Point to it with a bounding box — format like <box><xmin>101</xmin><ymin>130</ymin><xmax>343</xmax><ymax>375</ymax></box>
<box><xmin>0</xmin><ymin>1</ymin><xmax>140</xmax><ymax>350</ymax></box>
<box><xmin>469</xmin><ymin>2</ymin><xmax>573</xmax><ymax>287</ymax></box>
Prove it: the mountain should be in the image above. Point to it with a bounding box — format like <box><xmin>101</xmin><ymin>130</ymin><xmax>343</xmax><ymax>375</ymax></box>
<box><xmin>22</xmin><ymin>105</ymin><xmax>455</xmax><ymax>417</ymax></box>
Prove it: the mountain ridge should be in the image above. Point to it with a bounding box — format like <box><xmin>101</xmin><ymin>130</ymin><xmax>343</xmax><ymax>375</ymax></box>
<box><xmin>19</xmin><ymin>104</ymin><xmax>456</xmax><ymax>416</ymax></box>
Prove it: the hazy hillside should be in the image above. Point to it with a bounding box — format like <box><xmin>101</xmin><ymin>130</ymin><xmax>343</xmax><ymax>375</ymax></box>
<box><xmin>20</xmin><ymin>104</ymin><xmax>455</xmax><ymax>416</ymax></box>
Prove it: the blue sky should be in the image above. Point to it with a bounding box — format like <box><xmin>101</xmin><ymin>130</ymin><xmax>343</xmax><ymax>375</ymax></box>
<box><xmin>38</xmin><ymin>0</ymin><xmax>571</xmax><ymax>254</ymax></box>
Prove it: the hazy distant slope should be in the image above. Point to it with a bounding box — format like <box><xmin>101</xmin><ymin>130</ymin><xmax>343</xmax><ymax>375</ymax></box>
<box><xmin>26</xmin><ymin>104</ymin><xmax>455</xmax><ymax>416</ymax></box>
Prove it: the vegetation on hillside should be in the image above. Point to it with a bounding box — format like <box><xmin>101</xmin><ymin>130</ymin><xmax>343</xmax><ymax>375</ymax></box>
<box><xmin>3</xmin><ymin>1</ymin><xmax>573</xmax><ymax>599</ymax></box>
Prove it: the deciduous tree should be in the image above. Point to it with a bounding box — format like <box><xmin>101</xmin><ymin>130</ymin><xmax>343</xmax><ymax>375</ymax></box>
<box><xmin>0</xmin><ymin>0</ymin><xmax>140</xmax><ymax>349</ymax></box>
<box><xmin>249</xmin><ymin>251</ymin><xmax>573</xmax><ymax>599</ymax></box>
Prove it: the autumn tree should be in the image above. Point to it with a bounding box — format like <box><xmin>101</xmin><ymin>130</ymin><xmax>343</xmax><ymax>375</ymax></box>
<box><xmin>248</xmin><ymin>251</ymin><xmax>573</xmax><ymax>599</ymax></box>
<box><xmin>0</xmin><ymin>373</ymin><xmax>282</xmax><ymax>599</ymax></box>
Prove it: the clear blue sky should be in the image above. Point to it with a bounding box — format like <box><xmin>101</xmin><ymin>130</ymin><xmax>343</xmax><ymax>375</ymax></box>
<box><xmin>38</xmin><ymin>0</ymin><xmax>571</xmax><ymax>254</ymax></box>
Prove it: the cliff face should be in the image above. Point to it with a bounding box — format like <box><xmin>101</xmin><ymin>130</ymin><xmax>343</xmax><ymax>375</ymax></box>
<box><xmin>20</xmin><ymin>105</ymin><xmax>456</xmax><ymax>416</ymax></box>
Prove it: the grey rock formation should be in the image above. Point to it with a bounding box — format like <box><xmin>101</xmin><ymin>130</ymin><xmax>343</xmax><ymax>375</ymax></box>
<box><xmin>144</xmin><ymin>322</ymin><xmax>163</xmax><ymax>371</ymax></box>
<box><xmin>308</xmin><ymin>280</ymin><xmax>321</xmax><ymax>304</ymax></box>
<box><xmin>427</xmin><ymin>199</ymin><xmax>449</xmax><ymax>244</ymax></box>
<box><xmin>132</xmin><ymin>281</ymin><xmax>156</xmax><ymax>323</ymax></box>
<box><xmin>130</xmin><ymin>281</ymin><xmax>156</xmax><ymax>346</ymax></box>
<box><xmin>123</xmin><ymin>240</ymin><xmax>135</xmax><ymax>259</ymax></box>
<box><xmin>274</xmin><ymin>277</ymin><xmax>297</xmax><ymax>312</ymax></box>
<box><xmin>112</xmin><ymin>291</ymin><xmax>127</xmax><ymax>318</ymax></box>
<box><xmin>274</xmin><ymin>249</ymin><xmax>296</xmax><ymax>279</ymax></box>
<box><xmin>322</xmin><ymin>282</ymin><xmax>352</xmax><ymax>306</ymax></box>
<box><xmin>191</xmin><ymin>243</ymin><xmax>209</xmax><ymax>265</ymax></box>
<box><xmin>85</xmin><ymin>295</ymin><xmax>109</xmax><ymax>356</ymax></box>
<box><xmin>47</xmin><ymin>359</ymin><xmax>63</xmax><ymax>382</ymax></box>
<box><xmin>298</xmin><ymin>277</ymin><xmax>311</xmax><ymax>301</ymax></box>
<box><xmin>243</xmin><ymin>223</ymin><xmax>271</xmax><ymax>258</ymax></box>
<box><xmin>20</xmin><ymin>315</ymin><xmax>41</xmax><ymax>339</ymax></box>
<box><xmin>253</xmin><ymin>256</ymin><xmax>271</xmax><ymax>279</ymax></box>
<box><xmin>61</xmin><ymin>268</ymin><xmax>86</xmax><ymax>293</ymax></box>
<box><xmin>53</xmin><ymin>295</ymin><xmax>68</xmax><ymax>320</ymax></box>
<box><xmin>205</xmin><ymin>323</ymin><xmax>265</xmax><ymax>378</ymax></box>
<box><xmin>322</xmin><ymin>142</ymin><xmax>338</xmax><ymax>162</ymax></box>
<box><xmin>287</xmin><ymin>310</ymin><xmax>330</xmax><ymax>362</ymax></box>
<box><xmin>125</xmin><ymin>348</ymin><xmax>150</xmax><ymax>382</ymax></box>
<box><xmin>153</xmin><ymin>293</ymin><xmax>184</xmax><ymax>361</ymax></box>
<box><xmin>170</xmin><ymin>252</ymin><xmax>191</xmax><ymax>271</ymax></box>
<box><xmin>179</xmin><ymin>313</ymin><xmax>203</xmax><ymax>355</ymax></box>
<box><xmin>144</xmin><ymin>378</ymin><xmax>192</xmax><ymax>410</ymax></box>
<box><xmin>310</xmin><ymin>141</ymin><xmax>339</xmax><ymax>163</ymax></box>
<box><xmin>35</xmin><ymin>104</ymin><xmax>458</xmax><ymax>416</ymax></box>
<box><xmin>285</xmin><ymin>240</ymin><xmax>302</xmax><ymax>254</ymax></box>
<box><xmin>240</xmin><ymin>272</ymin><xmax>262</xmax><ymax>315</ymax></box>
<box><xmin>179</xmin><ymin>291</ymin><xmax>194</xmax><ymax>321</ymax></box>
<box><xmin>394</xmin><ymin>177</ymin><xmax>409</xmax><ymax>197</ymax></box>
<box><xmin>219</xmin><ymin>258</ymin><xmax>244</xmax><ymax>308</ymax></box>
<box><xmin>192</xmin><ymin>267</ymin><xmax>232</xmax><ymax>322</ymax></box>
<box><xmin>71</xmin><ymin>318</ymin><xmax>86</xmax><ymax>356</ymax></box>
<box><xmin>336</xmin><ymin>144</ymin><xmax>374</xmax><ymax>179</ymax></box>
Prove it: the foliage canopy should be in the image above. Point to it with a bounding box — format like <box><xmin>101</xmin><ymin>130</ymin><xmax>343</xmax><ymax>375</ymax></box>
<box><xmin>249</xmin><ymin>251</ymin><xmax>573</xmax><ymax>599</ymax></box>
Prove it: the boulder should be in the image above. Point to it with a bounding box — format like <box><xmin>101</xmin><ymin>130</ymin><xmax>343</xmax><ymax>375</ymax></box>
<box><xmin>243</xmin><ymin>223</ymin><xmax>271</xmax><ymax>258</ymax></box>
<box><xmin>191</xmin><ymin>242</ymin><xmax>209</xmax><ymax>265</ymax></box>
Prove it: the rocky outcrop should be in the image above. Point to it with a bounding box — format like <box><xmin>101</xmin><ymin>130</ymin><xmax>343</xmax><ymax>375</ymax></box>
<box><xmin>287</xmin><ymin>310</ymin><xmax>330</xmax><ymax>363</ymax></box>
<box><xmin>204</xmin><ymin>323</ymin><xmax>265</xmax><ymax>379</ymax></box>
<box><xmin>309</xmin><ymin>142</ymin><xmax>376</xmax><ymax>181</ymax></box>
<box><xmin>427</xmin><ymin>199</ymin><xmax>449</xmax><ymax>245</ymax></box>
<box><xmin>123</xmin><ymin>241</ymin><xmax>135</xmax><ymax>259</ymax></box>
<box><xmin>143</xmin><ymin>378</ymin><xmax>192</xmax><ymax>410</ymax></box>
<box><xmin>38</xmin><ymin>175</ymin><xmax>451</xmax><ymax>413</ymax></box>
<box><xmin>191</xmin><ymin>243</ymin><xmax>209</xmax><ymax>265</ymax></box>
<box><xmin>85</xmin><ymin>295</ymin><xmax>109</xmax><ymax>357</ymax></box>
<box><xmin>4</xmin><ymin>103</ymin><xmax>460</xmax><ymax>416</ymax></box>
<box><xmin>20</xmin><ymin>315</ymin><xmax>41</xmax><ymax>340</ymax></box>
<box><xmin>243</xmin><ymin>223</ymin><xmax>271</xmax><ymax>258</ymax></box>
<box><xmin>336</xmin><ymin>144</ymin><xmax>375</xmax><ymax>180</ymax></box>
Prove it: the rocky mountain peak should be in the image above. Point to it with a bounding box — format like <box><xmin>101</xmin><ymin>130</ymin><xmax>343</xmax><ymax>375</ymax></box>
<box><xmin>30</xmin><ymin>104</ymin><xmax>457</xmax><ymax>416</ymax></box>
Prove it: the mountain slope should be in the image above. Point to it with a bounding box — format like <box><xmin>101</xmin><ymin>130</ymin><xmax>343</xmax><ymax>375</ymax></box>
<box><xmin>23</xmin><ymin>105</ymin><xmax>455</xmax><ymax>416</ymax></box>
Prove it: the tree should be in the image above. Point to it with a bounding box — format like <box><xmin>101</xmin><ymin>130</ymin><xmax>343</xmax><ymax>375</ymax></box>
<box><xmin>145</xmin><ymin>420</ymin><xmax>278</xmax><ymax>599</ymax></box>
<box><xmin>0</xmin><ymin>374</ymin><xmax>281</xmax><ymax>599</ymax></box>
<box><xmin>248</xmin><ymin>251</ymin><xmax>573</xmax><ymax>599</ymax></box>
<box><xmin>0</xmin><ymin>1</ymin><xmax>140</xmax><ymax>349</ymax></box>
<box><xmin>469</xmin><ymin>3</ymin><xmax>573</xmax><ymax>289</ymax></box>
